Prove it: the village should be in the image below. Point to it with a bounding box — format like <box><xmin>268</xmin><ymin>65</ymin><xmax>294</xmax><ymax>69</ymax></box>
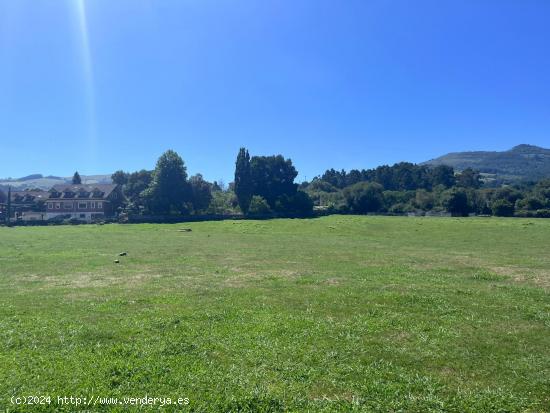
<box><xmin>0</xmin><ymin>183</ymin><xmax>122</xmax><ymax>223</ymax></box>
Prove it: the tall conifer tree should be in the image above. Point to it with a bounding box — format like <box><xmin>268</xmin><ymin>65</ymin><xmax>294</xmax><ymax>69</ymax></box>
<box><xmin>234</xmin><ymin>148</ymin><xmax>253</xmax><ymax>214</ymax></box>
<box><xmin>72</xmin><ymin>171</ymin><xmax>82</xmax><ymax>184</ymax></box>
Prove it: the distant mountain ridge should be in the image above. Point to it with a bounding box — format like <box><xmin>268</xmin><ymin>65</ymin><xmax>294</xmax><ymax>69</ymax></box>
<box><xmin>423</xmin><ymin>144</ymin><xmax>550</xmax><ymax>183</ymax></box>
<box><xmin>0</xmin><ymin>174</ymin><xmax>112</xmax><ymax>191</ymax></box>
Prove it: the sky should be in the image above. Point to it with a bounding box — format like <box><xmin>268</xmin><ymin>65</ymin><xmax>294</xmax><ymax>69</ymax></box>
<box><xmin>0</xmin><ymin>0</ymin><xmax>549</xmax><ymax>182</ymax></box>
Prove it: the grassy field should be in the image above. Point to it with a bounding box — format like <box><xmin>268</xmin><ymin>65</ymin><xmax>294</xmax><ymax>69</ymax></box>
<box><xmin>0</xmin><ymin>216</ymin><xmax>549</xmax><ymax>412</ymax></box>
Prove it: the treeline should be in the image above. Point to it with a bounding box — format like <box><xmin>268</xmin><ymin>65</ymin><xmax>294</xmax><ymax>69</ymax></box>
<box><xmin>111</xmin><ymin>149</ymin><xmax>550</xmax><ymax>219</ymax></box>
<box><xmin>317</xmin><ymin>163</ymin><xmax>480</xmax><ymax>190</ymax></box>
<box><xmin>302</xmin><ymin>163</ymin><xmax>550</xmax><ymax>217</ymax></box>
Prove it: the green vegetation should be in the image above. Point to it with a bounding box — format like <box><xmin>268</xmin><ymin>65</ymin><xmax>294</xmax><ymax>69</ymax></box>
<box><xmin>1</xmin><ymin>216</ymin><xmax>549</xmax><ymax>412</ymax></box>
<box><xmin>234</xmin><ymin>147</ymin><xmax>253</xmax><ymax>215</ymax></box>
<box><xmin>305</xmin><ymin>167</ymin><xmax>550</xmax><ymax>218</ymax></box>
<box><xmin>3</xmin><ymin>146</ymin><xmax>550</xmax><ymax>223</ymax></box>
<box><xmin>110</xmin><ymin>148</ymin><xmax>550</xmax><ymax>220</ymax></box>
<box><xmin>72</xmin><ymin>172</ymin><xmax>82</xmax><ymax>185</ymax></box>
<box><xmin>112</xmin><ymin>148</ymin><xmax>313</xmax><ymax>219</ymax></box>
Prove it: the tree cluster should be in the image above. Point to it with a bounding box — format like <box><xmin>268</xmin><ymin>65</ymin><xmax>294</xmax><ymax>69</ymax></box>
<box><xmin>304</xmin><ymin>164</ymin><xmax>550</xmax><ymax>218</ymax></box>
<box><xmin>234</xmin><ymin>148</ymin><xmax>313</xmax><ymax>217</ymax></box>
<box><xmin>112</xmin><ymin>150</ymin><xmax>213</xmax><ymax>216</ymax></box>
<box><xmin>112</xmin><ymin>148</ymin><xmax>313</xmax><ymax>218</ymax></box>
<box><xmin>319</xmin><ymin>163</ymin><xmax>479</xmax><ymax>191</ymax></box>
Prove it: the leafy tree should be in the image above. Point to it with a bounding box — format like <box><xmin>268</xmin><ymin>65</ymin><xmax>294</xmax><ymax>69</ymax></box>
<box><xmin>466</xmin><ymin>188</ymin><xmax>492</xmax><ymax>215</ymax></box>
<box><xmin>189</xmin><ymin>174</ymin><xmax>213</xmax><ymax>213</ymax></box>
<box><xmin>125</xmin><ymin>170</ymin><xmax>152</xmax><ymax>202</ymax></box>
<box><xmin>492</xmin><ymin>199</ymin><xmax>514</xmax><ymax>217</ymax></box>
<box><xmin>383</xmin><ymin>190</ymin><xmax>416</xmax><ymax>211</ymax></box>
<box><xmin>207</xmin><ymin>190</ymin><xmax>239</xmax><ymax>215</ymax></box>
<box><xmin>142</xmin><ymin>150</ymin><xmax>190</xmax><ymax>215</ymax></box>
<box><xmin>234</xmin><ymin>148</ymin><xmax>253</xmax><ymax>214</ymax></box>
<box><xmin>248</xmin><ymin>195</ymin><xmax>272</xmax><ymax>216</ymax></box>
<box><xmin>374</xmin><ymin>165</ymin><xmax>395</xmax><ymax>190</ymax></box>
<box><xmin>429</xmin><ymin>165</ymin><xmax>455</xmax><ymax>188</ymax></box>
<box><xmin>392</xmin><ymin>162</ymin><xmax>423</xmax><ymax>190</ymax></box>
<box><xmin>304</xmin><ymin>179</ymin><xmax>342</xmax><ymax>208</ymax></box>
<box><xmin>343</xmin><ymin>182</ymin><xmax>384</xmax><ymax>213</ymax></box>
<box><xmin>414</xmin><ymin>189</ymin><xmax>435</xmax><ymax>210</ymax></box>
<box><xmin>516</xmin><ymin>197</ymin><xmax>546</xmax><ymax>211</ymax></box>
<box><xmin>274</xmin><ymin>191</ymin><xmax>314</xmax><ymax>216</ymax></box>
<box><xmin>456</xmin><ymin>168</ymin><xmax>482</xmax><ymax>189</ymax></box>
<box><xmin>321</xmin><ymin>169</ymin><xmax>347</xmax><ymax>189</ymax></box>
<box><xmin>493</xmin><ymin>187</ymin><xmax>523</xmax><ymax>204</ymax></box>
<box><xmin>534</xmin><ymin>179</ymin><xmax>550</xmax><ymax>201</ymax></box>
<box><xmin>443</xmin><ymin>188</ymin><xmax>469</xmax><ymax>216</ymax></box>
<box><xmin>346</xmin><ymin>169</ymin><xmax>363</xmax><ymax>187</ymax></box>
<box><xmin>72</xmin><ymin>171</ymin><xmax>82</xmax><ymax>185</ymax></box>
<box><xmin>111</xmin><ymin>170</ymin><xmax>129</xmax><ymax>186</ymax></box>
<box><xmin>307</xmin><ymin>179</ymin><xmax>339</xmax><ymax>193</ymax></box>
<box><xmin>250</xmin><ymin>155</ymin><xmax>299</xmax><ymax>208</ymax></box>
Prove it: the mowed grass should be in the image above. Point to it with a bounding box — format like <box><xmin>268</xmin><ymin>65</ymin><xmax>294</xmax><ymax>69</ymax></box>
<box><xmin>0</xmin><ymin>216</ymin><xmax>549</xmax><ymax>412</ymax></box>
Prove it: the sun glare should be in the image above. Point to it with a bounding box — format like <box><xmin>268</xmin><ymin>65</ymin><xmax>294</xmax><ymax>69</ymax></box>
<box><xmin>73</xmin><ymin>0</ymin><xmax>97</xmax><ymax>163</ymax></box>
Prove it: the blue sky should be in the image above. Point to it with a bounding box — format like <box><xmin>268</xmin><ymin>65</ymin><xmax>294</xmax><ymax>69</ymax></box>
<box><xmin>1</xmin><ymin>0</ymin><xmax>549</xmax><ymax>182</ymax></box>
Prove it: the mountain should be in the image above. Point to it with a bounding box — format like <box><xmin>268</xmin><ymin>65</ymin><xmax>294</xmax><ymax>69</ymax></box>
<box><xmin>17</xmin><ymin>174</ymin><xmax>44</xmax><ymax>181</ymax></box>
<box><xmin>0</xmin><ymin>174</ymin><xmax>112</xmax><ymax>191</ymax></box>
<box><xmin>424</xmin><ymin>144</ymin><xmax>550</xmax><ymax>183</ymax></box>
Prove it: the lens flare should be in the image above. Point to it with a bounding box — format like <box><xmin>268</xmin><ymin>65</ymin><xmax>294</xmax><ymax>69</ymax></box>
<box><xmin>74</xmin><ymin>0</ymin><xmax>97</xmax><ymax>164</ymax></box>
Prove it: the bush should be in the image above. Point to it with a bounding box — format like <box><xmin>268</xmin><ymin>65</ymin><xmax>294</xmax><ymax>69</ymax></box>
<box><xmin>343</xmin><ymin>182</ymin><xmax>384</xmax><ymax>214</ymax></box>
<box><xmin>516</xmin><ymin>197</ymin><xmax>546</xmax><ymax>211</ymax></box>
<box><xmin>383</xmin><ymin>190</ymin><xmax>415</xmax><ymax>211</ymax></box>
<box><xmin>443</xmin><ymin>188</ymin><xmax>470</xmax><ymax>217</ymax></box>
<box><xmin>388</xmin><ymin>203</ymin><xmax>415</xmax><ymax>214</ymax></box>
<box><xmin>248</xmin><ymin>196</ymin><xmax>272</xmax><ymax>216</ymax></box>
<box><xmin>274</xmin><ymin>191</ymin><xmax>314</xmax><ymax>217</ymax></box>
<box><xmin>492</xmin><ymin>199</ymin><xmax>514</xmax><ymax>217</ymax></box>
<box><xmin>535</xmin><ymin>209</ymin><xmax>550</xmax><ymax>218</ymax></box>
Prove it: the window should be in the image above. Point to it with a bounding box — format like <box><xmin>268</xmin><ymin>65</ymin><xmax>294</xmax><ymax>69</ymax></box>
<box><xmin>48</xmin><ymin>203</ymin><xmax>53</xmax><ymax>209</ymax></box>
<box><xmin>64</xmin><ymin>203</ymin><xmax>72</xmax><ymax>209</ymax></box>
<box><xmin>91</xmin><ymin>202</ymin><xmax>96</xmax><ymax>209</ymax></box>
<box><xmin>78</xmin><ymin>202</ymin><xmax>87</xmax><ymax>209</ymax></box>
<box><xmin>55</xmin><ymin>203</ymin><xmax>60</xmax><ymax>209</ymax></box>
<box><xmin>80</xmin><ymin>214</ymin><xmax>86</xmax><ymax>219</ymax></box>
<box><xmin>97</xmin><ymin>202</ymin><xmax>103</xmax><ymax>209</ymax></box>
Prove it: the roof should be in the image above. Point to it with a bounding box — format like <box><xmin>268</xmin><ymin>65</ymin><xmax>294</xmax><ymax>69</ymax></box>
<box><xmin>48</xmin><ymin>184</ymin><xmax>118</xmax><ymax>200</ymax></box>
<box><xmin>10</xmin><ymin>190</ymin><xmax>48</xmax><ymax>203</ymax></box>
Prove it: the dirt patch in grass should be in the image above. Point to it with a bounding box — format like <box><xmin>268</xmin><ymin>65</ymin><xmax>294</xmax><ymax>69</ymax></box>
<box><xmin>491</xmin><ymin>266</ymin><xmax>550</xmax><ymax>289</ymax></box>
<box><xmin>408</xmin><ymin>256</ymin><xmax>549</xmax><ymax>289</ymax></box>
<box><xmin>22</xmin><ymin>269</ymin><xmax>168</xmax><ymax>290</ymax></box>
<box><xmin>221</xmin><ymin>269</ymin><xmax>304</xmax><ymax>288</ymax></box>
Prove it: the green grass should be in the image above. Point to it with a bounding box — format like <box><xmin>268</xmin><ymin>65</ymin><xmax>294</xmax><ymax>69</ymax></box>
<box><xmin>0</xmin><ymin>216</ymin><xmax>549</xmax><ymax>412</ymax></box>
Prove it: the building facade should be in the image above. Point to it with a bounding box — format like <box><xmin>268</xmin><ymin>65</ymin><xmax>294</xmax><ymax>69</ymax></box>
<box><xmin>45</xmin><ymin>184</ymin><xmax>122</xmax><ymax>222</ymax></box>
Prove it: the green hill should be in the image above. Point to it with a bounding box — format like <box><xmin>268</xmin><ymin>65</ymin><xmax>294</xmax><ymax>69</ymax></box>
<box><xmin>424</xmin><ymin>144</ymin><xmax>550</xmax><ymax>183</ymax></box>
